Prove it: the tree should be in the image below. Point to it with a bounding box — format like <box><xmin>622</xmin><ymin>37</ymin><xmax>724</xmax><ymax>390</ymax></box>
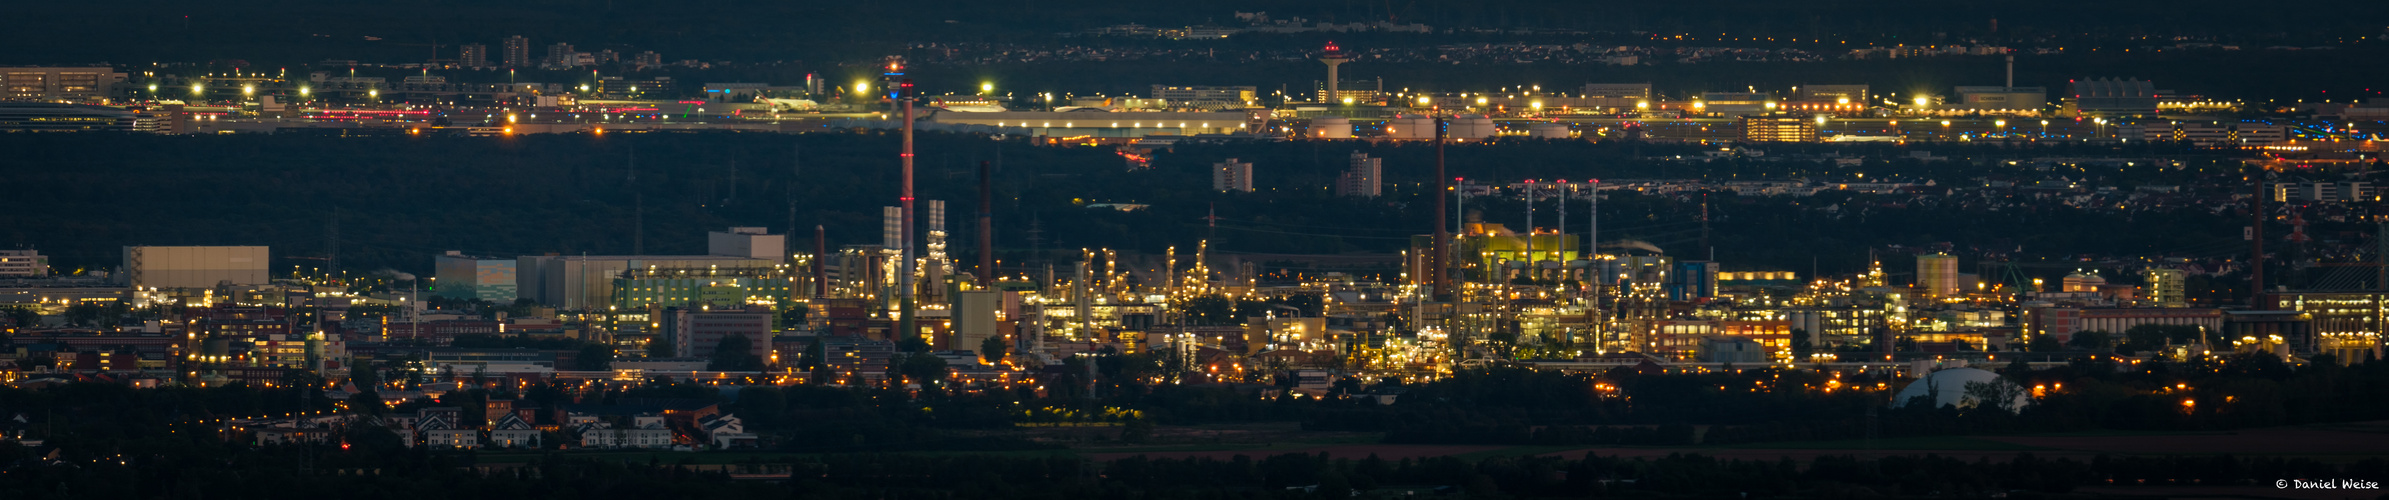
<box><xmin>350</xmin><ymin>361</ymin><xmax>381</xmax><ymax>389</ymax></box>
<box><xmin>1182</xmin><ymin>295</ymin><xmax>1237</xmax><ymax>326</ymax></box>
<box><xmin>736</xmin><ymin>385</ymin><xmax>785</xmax><ymax>426</ymax></box>
<box><xmin>798</xmin><ymin>338</ymin><xmax>826</xmax><ymax>371</ymax></box>
<box><xmin>647</xmin><ymin>335</ymin><xmax>676</xmax><ymax>358</ymax></box>
<box><xmin>2067</xmin><ymin>330</ymin><xmax>2113</xmax><ymax>351</ymax></box>
<box><xmin>1486</xmin><ymin>331</ymin><xmax>1519</xmax><ymax>359</ymax></box>
<box><xmin>3</xmin><ymin>306</ymin><xmax>36</xmax><ymax>329</ymax></box>
<box><xmin>2122</xmin><ymin>324</ymin><xmax>2201</xmax><ymax>353</ymax></box>
<box><xmin>897</xmin><ymin>334</ymin><xmax>931</xmax><ymax>353</ymax></box>
<box><xmin>2004</xmin><ymin>356</ymin><xmax>2034</xmax><ymax>382</ymax></box>
<box><xmin>708</xmin><ymin>335</ymin><xmax>762</xmax><ymax>372</ymax></box>
<box><xmin>1790</xmin><ymin>328</ymin><xmax>1812</xmax><ymax>355</ymax></box>
<box><xmin>1962</xmin><ymin>379</ymin><xmax>2028</xmax><ymax>413</ymax></box>
<box><xmin>576</xmin><ymin>343</ymin><xmax>616</xmax><ymax>371</ymax></box>
<box><xmin>777</xmin><ymin>306</ymin><xmax>808</xmax><ymax>331</ymax></box>
<box><xmin>2028</xmin><ymin>333</ymin><xmax>2062</xmax><ymax>352</ymax></box>
<box><xmin>347</xmin><ymin>389</ymin><xmax>388</xmax><ymax>415</ymax></box>
<box><xmin>896</xmin><ymin>352</ymin><xmax>948</xmax><ymax>385</ymax></box>
<box><xmin>980</xmin><ymin>335</ymin><xmax>1009</xmax><ymax>365</ymax></box>
<box><xmin>63</xmin><ymin>303</ymin><xmax>105</xmax><ymax>327</ymax></box>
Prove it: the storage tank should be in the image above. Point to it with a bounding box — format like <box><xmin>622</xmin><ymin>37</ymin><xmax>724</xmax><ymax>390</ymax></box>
<box><xmin>1309</xmin><ymin>116</ymin><xmax>1352</xmax><ymax>139</ymax></box>
<box><xmin>1447</xmin><ymin>114</ymin><xmax>1497</xmax><ymax>140</ymax></box>
<box><xmin>1527</xmin><ymin>122</ymin><xmax>1571</xmax><ymax>139</ymax></box>
<box><xmin>1385</xmin><ymin>115</ymin><xmax>1437</xmax><ymax>140</ymax></box>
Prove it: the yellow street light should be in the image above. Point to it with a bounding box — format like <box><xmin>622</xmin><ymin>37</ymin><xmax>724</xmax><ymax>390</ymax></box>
<box><xmin>1913</xmin><ymin>96</ymin><xmax>1930</xmax><ymax>107</ymax></box>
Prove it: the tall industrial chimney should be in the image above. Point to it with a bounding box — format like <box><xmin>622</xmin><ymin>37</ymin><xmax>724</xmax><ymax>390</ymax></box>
<box><xmin>814</xmin><ymin>225</ymin><xmax>829</xmax><ymax>298</ymax></box>
<box><xmin>2005</xmin><ymin>53</ymin><xmax>2015</xmax><ymax>89</ymax></box>
<box><xmin>978</xmin><ymin>160</ymin><xmax>994</xmax><ymax>287</ymax></box>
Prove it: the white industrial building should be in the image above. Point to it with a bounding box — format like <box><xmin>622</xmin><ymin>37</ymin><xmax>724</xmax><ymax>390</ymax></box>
<box><xmin>707</xmin><ymin>227</ymin><xmax>786</xmax><ymax>263</ymax></box>
<box><xmin>123</xmin><ymin>246</ymin><xmax>270</xmax><ymax>289</ymax></box>
<box><xmin>0</xmin><ymin>249</ymin><xmax>48</xmax><ymax>278</ymax></box>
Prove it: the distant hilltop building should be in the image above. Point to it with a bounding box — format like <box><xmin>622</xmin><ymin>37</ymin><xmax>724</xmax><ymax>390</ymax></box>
<box><xmin>1581</xmin><ymin>83</ymin><xmax>1652</xmax><ymax>109</ymax></box>
<box><xmin>2068</xmin><ymin>78</ymin><xmax>2162</xmax><ymax>115</ymax></box>
<box><xmin>123</xmin><ymin>246</ymin><xmax>270</xmax><ymax>289</ymax></box>
<box><xmin>1150</xmin><ymin>85</ymin><xmax>1256</xmax><ymax>109</ymax></box>
<box><xmin>458</xmin><ymin>44</ymin><xmax>488</xmax><ymax>69</ymax></box>
<box><xmin>1954</xmin><ymin>86</ymin><xmax>2047</xmax><ymax>113</ymax></box>
<box><xmin>502</xmin><ymin>36</ymin><xmax>532</xmax><ymax>68</ymax></box>
<box><xmin>1335</xmin><ymin>152</ymin><xmax>1382</xmax><ymax>197</ymax></box>
<box><xmin>0</xmin><ymin>249</ymin><xmax>48</xmax><ymax>278</ymax></box>
<box><xmin>1</xmin><ymin>67</ymin><xmax>127</xmax><ymax>101</ymax></box>
<box><xmin>1212</xmin><ymin>158</ymin><xmax>1253</xmax><ymax>192</ymax></box>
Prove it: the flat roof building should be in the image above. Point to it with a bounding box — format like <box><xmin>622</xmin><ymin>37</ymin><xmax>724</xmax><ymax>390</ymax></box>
<box><xmin>0</xmin><ymin>102</ymin><xmax>135</xmax><ymax>132</ymax></box>
<box><xmin>0</xmin><ymin>249</ymin><xmax>48</xmax><ymax>278</ymax></box>
<box><xmin>124</xmin><ymin>246</ymin><xmax>270</xmax><ymax>289</ymax></box>
<box><xmin>517</xmin><ymin>255</ymin><xmax>779</xmax><ymax>310</ymax></box>
<box><xmin>1150</xmin><ymin>85</ymin><xmax>1257</xmax><ymax>109</ymax></box>
<box><xmin>435</xmin><ymin>251</ymin><xmax>519</xmax><ymax>302</ymax></box>
<box><xmin>1954</xmin><ymin>86</ymin><xmax>2048</xmax><ymax>113</ymax></box>
<box><xmin>707</xmin><ymin>227</ymin><xmax>786</xmax><ymax>263</ymax></box>
<box><xmin>1699</xmin><ymin>92</ymin><xmax>1773</xmax><ymax>117</ymax></box>
<box><xmin>2</xmin><ymin>67</ymin><xmax>127</xmax><ymax>102</ymax></box>
<box><xmin>1741</xmin><ymin>116</ymin><xmax>1818</xmax><ymax>142</ymax></box>
<box><xmin>1581</xmin><ymin>83</ymin><xmax>1653</xmax><ymax>109</ymax></box>
<box><xmin>2068</xmin><ymin>78</ymin><xmax>2160</xmax><ymax>115</ymax></box>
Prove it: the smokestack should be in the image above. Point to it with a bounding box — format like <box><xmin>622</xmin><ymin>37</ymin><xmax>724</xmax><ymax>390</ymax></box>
<box><xmin>2005</xmin><ymin>53</ymin><xmax>2015</xmax><ymax>89</ymax></box>
<box><xmin>814</xmin><ymin>225</ymin><xmax>829</xmax><ymax>298</ymax></box>
<box><xmin>2252</xmin><ymin>168</ymin><xmax>2266</xmax><ymax>307</ymax></box>
<box><xmin>978</xmin><ymin>160</ymin><xmax>994</xmax><ymax>288</ymax></box>
<box><xmin>1433</xmin><ymin>117</ymin><xmax>1450</xmax><ymax>301</ymax></box>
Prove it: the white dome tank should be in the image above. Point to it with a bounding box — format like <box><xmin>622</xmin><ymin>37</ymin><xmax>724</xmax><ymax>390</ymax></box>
<box><xmin>1386</xmin><ymin>115</ymin><xmax>1437</xmax><ymax>140</ymax></box>
<box><xmin>1447</xmin><ymin>114</ymin><xmax>1497</xmax><ymax>140</ymax></box>
<box><xmin>1528</xmin><ymin>122</ymin><xmax>1571</xmax><ymax>139</ymax></box>
<box><xmin>1310</xmin><ymin>116</ymin><xmax>1352</xmax><ymax>139</ymax></box>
